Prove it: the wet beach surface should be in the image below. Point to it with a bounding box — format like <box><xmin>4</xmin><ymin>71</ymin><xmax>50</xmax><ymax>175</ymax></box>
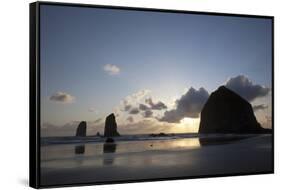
<box><xmin>40</xmin><ymin>134</ymin><xmax>272</xmax><ymax>186</ymax></box>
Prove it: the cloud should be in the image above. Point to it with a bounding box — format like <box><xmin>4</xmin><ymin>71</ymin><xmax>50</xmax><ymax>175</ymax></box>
<box><xmin>93</xmin><ymin>118</ymin><xmax>102</xmax><ymax>123</ymax></box>
<box><xmin>124</xmin><ymin>104</ymin><xmax>132</xmax><ymax>111</ymax></box>
<box><xmin>225</xmin><ymin>75</ymin><xmax>270</xmax><ymax>102</ymax></box>
<box><xmin>88</xmin><ymin>108</ymin><xmax>95</xmax><ymax>112</ymax></box>
<box><xmin>88</xmin><ymin>107</ymin><xmax>99</xmax><ymax>113</ymax></box>
<box><xmin>253</xmin><ymin>104</ymin><xmax>268</xmax><ymax>112</ymax></box>
<box><xmin>118</xmin><ymin>119</ymin><xmax>175</xmax><ymax>134</ymax></box>
<box><xmin>143</xmin><ymin>110</ymin><xmax>153</xmax><ymax>118</ymax></box>
<box><xmin>41</xmin><ymin>121</ymin><xmax>104</xmax><ymax>137</ymax></box>
<box><xmin>129</xmin><ymin>107</ymin><xmax>140</xmax><ymax>114</ymax></box>
<box><xmin>127</xmin><ymin>116</ymin><xmax>134</xmax><ymax>123</ymax></box>
<box><xmin>263</xmin><ymin>116</ymin><xmax>272</xmax><ymax>128</ymax></box>
<box><xmin>49</xmin><ymin>92</ymin><xmax>75</xmax><ymax>103</ymax></box>
<box><xmin>117</xmin><ymin>89</ymin><xmax>151</xmax><ymax>115</ymax></box>
<box><xmin>139</xmin><ymin>104</ymin><xmax>150</xmax><ymax>111</ymax></box>
<box><xmin>159</xmin><ymin>87</ymin><xmax>209</xmax><ymax>123</ymax></box>
<box><xmin>124</xmin><ymin>89</ymin><xmax>151</xmax><ymax>104</ymax></box>
<box><xmin>119</xmin><ymin>91</ymin><xmax>166</xmax><ymax>119</ymax></box>
<box><xmin>41</xmin><ymin>121</ymin><xmax>80</xmax><ymax>137</ymax></box>
<box><xmin>103</xmin><ymin>64</ymin><xmax>120</xmax><ymax>75</ymax></box>
<box><xmin>120</xmin><ymin>90</ymin><xmax>151</xmax><ymax>110</ymax></box>
<box><xmin>145</xmin><ymin>98</ymin><xmax>167</xmax><ymax>110</ymax></box>
<box><xmin>41</xmin><ymin>122</ymin><xmax>57</xmax><ymax>129</ymax></box>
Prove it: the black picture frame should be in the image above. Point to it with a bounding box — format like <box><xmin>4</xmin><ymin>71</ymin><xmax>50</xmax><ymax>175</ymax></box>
<box><xmin>30</xmin><ymin>1</ymin><xmax>274</xmax><ymax>188</ymax></box>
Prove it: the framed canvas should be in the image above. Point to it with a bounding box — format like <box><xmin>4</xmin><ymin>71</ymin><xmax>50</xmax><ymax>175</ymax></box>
<box><xmin>29</xmin><ymin>1</ymin><xmax>274</xmax><ymax>188</ymax></box>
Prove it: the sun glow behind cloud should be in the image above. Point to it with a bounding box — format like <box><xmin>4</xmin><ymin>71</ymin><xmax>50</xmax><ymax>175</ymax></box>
<box><xmin>178</xmin><ymin>117</ymin><xmax>200</xmax><ymax>133</ymax></box>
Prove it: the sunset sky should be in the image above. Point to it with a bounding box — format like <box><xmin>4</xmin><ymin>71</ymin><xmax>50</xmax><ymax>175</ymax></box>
<box><xmin>40</xmin><ymin>5</ymin><xmax>272</xmax><ymax>137</ymax></box>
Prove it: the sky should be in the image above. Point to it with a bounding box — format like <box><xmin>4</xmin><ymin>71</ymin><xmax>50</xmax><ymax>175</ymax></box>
<box><xmin>40</xmin><ymin>4</ymin><xmax>272</xmax><ymax>137</ymax></box>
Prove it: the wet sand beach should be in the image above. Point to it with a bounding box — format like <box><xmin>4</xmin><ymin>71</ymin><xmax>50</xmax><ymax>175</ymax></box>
<box><xmin>40</xmin><ymin>134</ymin><xmax>273</xmax><ymax>186</ymax></box>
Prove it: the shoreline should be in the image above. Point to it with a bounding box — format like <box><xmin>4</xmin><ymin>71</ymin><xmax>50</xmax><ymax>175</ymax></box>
<box><xmin>41</xmin><ymin>133</ymin><xmax>271</xmax><ymax>146</ymax></box>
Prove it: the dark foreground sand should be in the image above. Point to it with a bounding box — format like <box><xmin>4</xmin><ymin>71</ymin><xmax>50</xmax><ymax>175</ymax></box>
<box><xmin>40</xmin><ymin>134</ymin><xmax>273</xmax><ymax>186</ymax></box>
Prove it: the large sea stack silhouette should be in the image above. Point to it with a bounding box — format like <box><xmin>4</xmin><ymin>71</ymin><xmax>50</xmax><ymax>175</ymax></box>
<box><xmin>104</xmin><ymin>113</ymin><xmax>120</xmax><ymax>137</ymax></box>
<box><xmin>76</xmin><ymin>121</ymin><xmax>86</xmax><ymax>137</ymax></box>
<box><xmin>199</xmin><ymin>86</ymin><xmax>270</xmax><ymax>134</ymax></box>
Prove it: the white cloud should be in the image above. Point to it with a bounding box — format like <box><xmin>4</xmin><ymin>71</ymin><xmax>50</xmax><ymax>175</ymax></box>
<box><xmin>49</xmin><ymin>91</ymin><xmax>75</xmax><ymax>104</ymax></box>
<box><xmin>103</xmin><ymin>64</ymin><xmax>120</xmax><ymax>75</ymax></box>
<box><xmin>88</xmin><ymin>107</ymin><xmax>99</xmax><ymax>113</ymax></box>
<box><xmin>120</xmin><ymin>89</ymin><xmax>151</xmax><ymax>111</ymax></box>
<box><xmin>127</xmin><ymin>116</ymin><xmax>134</xmax><ymax>123</ymax></box>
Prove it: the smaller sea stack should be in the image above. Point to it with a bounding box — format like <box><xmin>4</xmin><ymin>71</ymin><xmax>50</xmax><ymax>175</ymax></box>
<box><xmin>76</xmin><ymin>121</ymin><xmax>87</xmax><ymax>137</ymax></box>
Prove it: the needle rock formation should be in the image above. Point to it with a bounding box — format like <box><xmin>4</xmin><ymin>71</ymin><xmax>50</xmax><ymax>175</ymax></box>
<box><xmin>76</xmin><ymin>121</ymin><xmax>87</xmax><ymax>137</ymax></box>
<box><xmin>104</xmin><ymin>113</ymin><xmax>120</xmax><ymax>137</ymax></box>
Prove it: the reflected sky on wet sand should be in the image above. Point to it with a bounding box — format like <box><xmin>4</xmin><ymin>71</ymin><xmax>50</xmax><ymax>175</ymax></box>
<box><xmin>41</xmin><ymin>138</ymin><xmax>201</xmax><ymax>169</ymax></box>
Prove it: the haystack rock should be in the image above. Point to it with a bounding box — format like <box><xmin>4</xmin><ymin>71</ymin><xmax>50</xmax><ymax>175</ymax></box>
<box><xmin>199</xmin><ymin>86</ymin><xmax>270</xmax><ymax>134</ymax></box>
<box><xmin>76</xmin><ymin>121</ymin><xmax>86</xmax><ymax>137</ymax></box>
<box><xmin>104</xmin><ymin>113</ymin><xmax>120</xmax><ymax>137</ymax></box>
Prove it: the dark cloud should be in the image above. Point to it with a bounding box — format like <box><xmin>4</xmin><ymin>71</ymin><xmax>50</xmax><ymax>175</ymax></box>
<box><xmin>159</xmin><ymin>87</ymin><xmax>209</xmax><ymax>123</ymax></box>
<box><xmin>49</xmin><ymin>91</ymin><xmax>75</xmax><ymax>103</ymax></box>
<box><xmin>253</xmin><ymin>104</ymin><xmax>268</xmax><ymax>112</ymax></box>
<box><xmin>127</xmin><ymin>116</ymin><xmax>134</xmax><ymax>123</ymax></box>
<box><xmin>143</xmin><ymin>110</ymin><xmax>153</xmax><ymax>118</ymax></box>
<box><xmin>139</xmin><ymin>104</ymin><xmax>150</xmax><ymax>111</ymax></box>
<box><xmin>124</xmin><ymin>104</ymin><xmax>132</xmax><ymax>111</ymax></box>
<box><xmin>225</xmin><ymin>75</ymin><xmax>270</xmax><ymax>102</ymax></box>
<box><xmin>145</xmin><ymin>98</ymin><xmax>167</xmax><ymax>110</ymax></box>
<box><xmin>129</xmin><ymin>107</ymin><xmax>140</xmax><ymax>114</ymax></box>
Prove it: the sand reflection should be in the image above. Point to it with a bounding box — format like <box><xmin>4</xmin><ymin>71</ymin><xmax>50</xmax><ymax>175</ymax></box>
<box><xmin>169</xmin><ymin>138</ymin><xmax>200</xmax><ymax>149</ymax></box>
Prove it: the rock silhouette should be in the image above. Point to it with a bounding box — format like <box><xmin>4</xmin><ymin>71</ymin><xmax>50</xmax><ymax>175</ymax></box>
<box><xmin>104</xmin><ymin>113</ymin><xmax>120</xmax><ymax>137</ymax></box>
<box><xmin>76</xmin><ymin>121</ymin><xmax>86</xmax><ymax>137</ymax></box>
<box><xmin>199</xmin><ymin>86</ymin><xmax>271</xmax><ymax>134</ymax></box>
